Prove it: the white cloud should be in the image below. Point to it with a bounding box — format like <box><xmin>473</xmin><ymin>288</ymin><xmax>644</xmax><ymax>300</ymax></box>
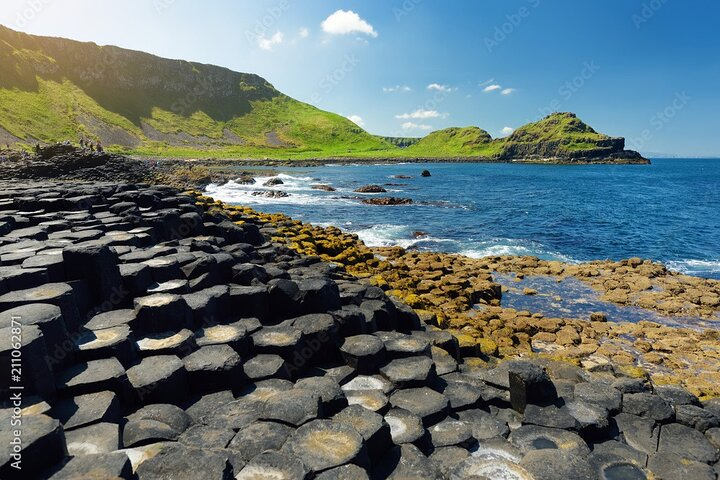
<box><xmin>322</xmin><ymin>10</ymin><xmax>378</xmax><ymax>38</ymax></box>
<box><xmin>395</xmin><ymin>109</ymin><xmax>445</xmax><ymax>120</ymax></box>
<box><xmin>347</xmin><ymin>115</ymin><xmax>365</xmax><ymax>127</ymax></box>
<box><xmin>427</xmin><ymin>83</ymin><xmax>455</xmax><ymax>92</ymax></box>
<box><xmin>483</xmin><ymin>84</ymin><xmax>502</xmax><ymax>93</ymax></box>
<box><xmin>501</xmin><ymin>126</ymin><xmax>515</xmax><ymax>136</ymax></box>
<box><xmin>383</xmin><ymin>85</ymin><xmax>412</xmax><ymax>93</ymax></box>
<box><xmin>501</xmin><ymin>88</ymin><xmax>516</xmax><ymax>95</ymax></box>
<box><xmin>402</xmin><ymin>122</ymin><xmax>433</xmax><ymax>131</ymax></box>
<box><xmin>258</xmin><ymin>31</ymin><xmax>284</xmax><ymax>51</ymax></box>
<box><xmin>299</xmin><ymin>27</ymin><xmax>310</xmax><ymax>38</ymax></box>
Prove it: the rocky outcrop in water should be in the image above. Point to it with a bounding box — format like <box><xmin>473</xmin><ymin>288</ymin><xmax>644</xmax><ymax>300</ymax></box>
<box><xmin>362</xmin><ymin>197</ymin><xmax>413</xmax><ymax>206</ymax></box>
<box><xmin>0</xmin><ymin>181</ymin><xmax>717</xmax><ymax>479</ymax></box>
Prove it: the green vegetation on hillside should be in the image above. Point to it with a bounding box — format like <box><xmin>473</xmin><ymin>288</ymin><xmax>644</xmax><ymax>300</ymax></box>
<box><xmin>0</xmin><ymin>24</ymin><xmax>390</xmax><ymax>156</ymax></box>
<box><xmin>0</xmin><ymin>25</ymin><xmax>644</xmax><ymax>162</ymax></box>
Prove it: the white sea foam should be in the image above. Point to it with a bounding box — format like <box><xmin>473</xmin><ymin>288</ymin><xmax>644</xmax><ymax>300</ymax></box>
<box><xmin>666</xmin><ymin>259</ymin><xmax>720</xmax><ymax>276</ymax></box>
<box><xmin>204</xmin><ymin>175</ymin><xmax>355</xmax><ymax>206</ymax></box>
<box><xmin>353</xmin><ymin>224</ymin><xmax>454</xmax><ymax>249</ymax></box>
<box><xmin>460</xmin><ymin>239</ymin><xmax>576</xmax><ymax>263</ymax></box>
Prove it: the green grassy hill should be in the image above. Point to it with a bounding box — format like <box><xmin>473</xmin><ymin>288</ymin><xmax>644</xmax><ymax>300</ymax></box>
<box><xmin>0</xmin><ymin>25</ymin><xmax>390</xmax><ymax>157</ymax></box>
<box><xmin>0</xmin><ymin>25</ymin><xmax>645</xmax><ymax>162</ymax></box>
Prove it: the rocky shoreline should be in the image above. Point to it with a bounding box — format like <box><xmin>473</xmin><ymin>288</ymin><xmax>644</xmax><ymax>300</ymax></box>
<box><xmin>0</xmin><ymin>178</ymin><xmax>717</xmax><ymax>479</ymax></box>
<box><xmin>1</xmin><ymin>147</ymin><xmax>718</xmax><ymax>479</ymax></box>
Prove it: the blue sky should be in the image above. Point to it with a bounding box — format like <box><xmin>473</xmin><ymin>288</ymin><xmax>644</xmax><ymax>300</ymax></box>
<box><xmin>2</xmin><ymin>0</ymin><xmax>719</xmax><ymax>156</ymax></box>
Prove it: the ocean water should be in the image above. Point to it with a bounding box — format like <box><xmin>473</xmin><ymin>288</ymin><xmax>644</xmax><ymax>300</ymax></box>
<box><xmin>205</xmin><ymin>159</ymin><xmax>720</xmax><ymax>280</ymax></box>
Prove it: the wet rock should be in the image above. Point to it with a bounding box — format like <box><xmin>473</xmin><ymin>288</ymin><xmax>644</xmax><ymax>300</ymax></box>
<box><xmin>354</xmin><ymin>185</ymin><xmax>387</xmax><ymax>193</ymax></box>
<box><xmin>362</xmin><ymin>197</ymin><xmax>413</xmax><ymax>206</ymax></box>
<box><xmin>311</xmin><ymin>184</ymin><xmax>336</xmax><ymax>192</ymax></box>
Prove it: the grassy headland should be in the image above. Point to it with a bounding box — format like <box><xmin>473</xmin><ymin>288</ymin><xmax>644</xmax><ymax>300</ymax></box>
<box><xmin>0</xmin><ymin>25</ymin><xmax>647</xmax><ymax>163</ymax></box>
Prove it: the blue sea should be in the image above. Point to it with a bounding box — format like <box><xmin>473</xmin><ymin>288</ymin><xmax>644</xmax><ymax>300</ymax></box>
<box><xmin>206</xmin><ymin>159</ymin><xmax>720</xmax><ymax>280</ymax></box>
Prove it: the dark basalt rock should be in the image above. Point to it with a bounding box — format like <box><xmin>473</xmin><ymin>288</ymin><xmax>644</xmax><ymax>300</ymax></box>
<box><xmin>44</xmin><ymin>452</ymin><xmax>133</xmax><ymax>480</ymax></box>
<box><xmin>284</xmin><ymin>419</ymin><xmax>368</xmax><ymax>473</ymax></box>
<box><xmin>354</xmin><ymin>185</ymin><xmax>387</xmax><ymax>193</ymax></box>
<box><xmin>340</xmin><ymin>335</ymin><xmax>386</xmax><ymax>374</ymax></box>
<box><xmin>126</xmin><ymin>355</ymin><xmax>188</xmax><ymax>405</ymax></box>
<box><xmin>135</xmin><ymin>443</ymin><xmax>234</xmax><ymax>480</ymax></box>
<box><xmin>235</xmin><ymin>450</ymin><xmax>308</xmax><ymax>480</ymax></box>
<box><xmin>50</xmin><ymin>391</ymin><xmax>122</xmax><ymax>431</ymax></box>
<box><xmin>1</xmin><ymin>180</ymin><xmax>711</xmax><ymax>479</ymax></box>
<box><xmin>228</xmin><ymin>421</ymin><xmax>294</xmax><ymax>462</ymax></box>
<box><xmin>183</xmin><ymin>344</ymin><xmax>245</xmax><ymax>392</ymax></box>
<box><xmin>362</xmin><ymin>197</ymin><xmax>413</xmax><ymax>206</ymax></box>
<box><xmin>389</xmin><ymin>387</ymin><xmax>449</xmax><ymax>427</ymax></box>
<box><xmin>508</xmin><ymin>360</ymin><xmax>558</xmax><ymax>413</ymax></box>
<box><xmin>64</xmin><ymin>421</ymin><xmax>119</xmax><ymax>455</ymax></box>
<box><xmin>334</xmin><ymin>404</ymin><xmax>392</xmax><ymax>458</ymax></box>
<box><xmin>0</xmin><ymin>414</ymin><xmax>67</xmax><ymax>478</ymax></box>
